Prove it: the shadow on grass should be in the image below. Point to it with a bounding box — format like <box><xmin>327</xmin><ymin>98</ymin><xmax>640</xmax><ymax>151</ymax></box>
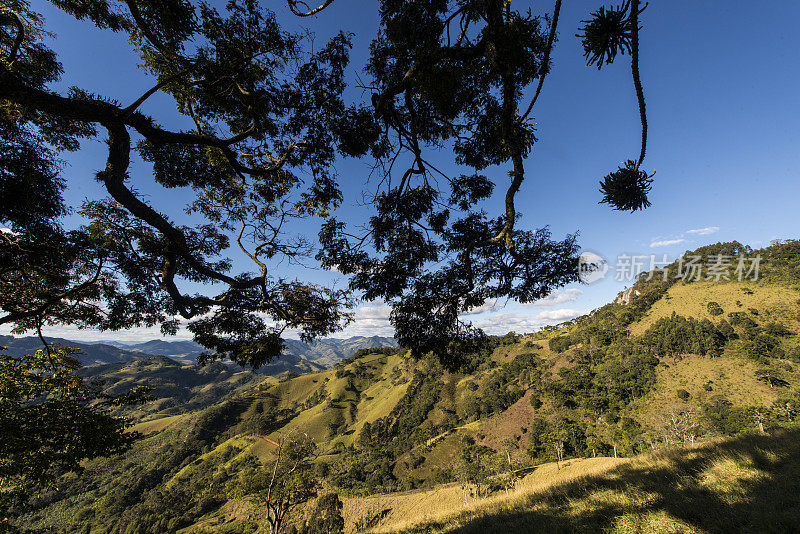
<box><xmin>403</xmin><ymin>428</ymin><xmax>800</xmax><ymax>533</ymax></box>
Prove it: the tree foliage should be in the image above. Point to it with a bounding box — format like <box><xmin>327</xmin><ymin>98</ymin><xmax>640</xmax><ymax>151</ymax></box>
<box><xmin>0</xmin><ymin>346</ymin><xmax>146</xmax><ymax>526</ymax></box>
<box><xmin>0</xmin><ymin>0</ymin><xmax>651</xmax><ymax>369</ymax></box>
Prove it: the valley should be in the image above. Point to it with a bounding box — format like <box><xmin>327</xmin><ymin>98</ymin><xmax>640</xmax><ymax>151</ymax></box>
<box><xmin>17</xmin><ymin>240</ymin><xmax>800</xmax><ymax>533</ymax></box>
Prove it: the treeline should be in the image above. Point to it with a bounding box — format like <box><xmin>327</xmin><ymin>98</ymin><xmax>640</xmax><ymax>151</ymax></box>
<box><xmin>640</xmin><ymin>313</ymin><xmax>729</xmax><ymax>356</ymax></box>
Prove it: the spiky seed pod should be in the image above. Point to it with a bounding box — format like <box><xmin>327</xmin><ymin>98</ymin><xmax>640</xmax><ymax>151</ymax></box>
<box><xmin>578</xmin><ymin>1</ymin><xmax>634</xmax><ymax>70</ymax></box>
<box><xmin>598</xmin><ymin>159</ymin><xmax>653</xmax><ymax>212</ymax></box>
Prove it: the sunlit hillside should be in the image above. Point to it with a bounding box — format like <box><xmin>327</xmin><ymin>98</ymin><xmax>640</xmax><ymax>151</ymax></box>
<box><xmin>364</xmin><ymin>429</ymin><xmax>800</xmax><ymax>533</ymax></box>
<box><xmin>20</xmin><ymin>240</ymin><xmax>800</xmax><ymax>533</ymax></box>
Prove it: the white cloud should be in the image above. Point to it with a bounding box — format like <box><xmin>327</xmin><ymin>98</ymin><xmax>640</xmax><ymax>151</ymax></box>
<box><xmin>337</xmin><ymin>304</ymin><xmax>394</xmax><ymax>337</ymax></box>
<box><xmin>2</xmin><ymin>302</ymin><xmax>397</xmax><ymax>342</ymax></box>
<box><xmin>531</xmin><ymin>288</ymin><xmax>583</xmax><ymax>307</ymax></box>
<box><xmin>469</xmin><ymin>308</ymin><xmax>589</xmax><ymax>335</ymax></box>
<box><xmin>461</xmin><ymin>300</ymin><xmax>502</xmax><ymax>315</ymax></box>
<box><xmin>650</xmin><ymin>238</ymin><xmax>686</xmax><ymax>248</ymax></box>
<box><xmin>686</xmin><ymin>226</ymin><xmax>720</xmax><ymax>236</ymax></box>
<box><xmin>534</xmin><ymin>308</ymin><xmax>586</xmax><ymax>321</ymax></box>
<box><xmin>3</xmin><ymin>299</ymin><xmax>587</xmax><ymax>343</ymax></box>
<box><xmin>0</xmin><ymin>323</ymin><xmax>193</xmax><ymax>343</ymax></box>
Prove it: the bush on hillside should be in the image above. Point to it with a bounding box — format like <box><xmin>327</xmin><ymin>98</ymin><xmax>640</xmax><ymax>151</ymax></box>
<box><xmin>765</xmin><ymin>322</ymin><xmax>794</xmax><ymax>337</ymax></box>
<box><xmin>743</xmin><ymin>333</ymin><xmax>783</xmax><ymax>361</ymax></box>
<box><xmin>641</xmin><ymin>313</ymin><xmax>726</xmax><ymax>357</ymax></box>
<box><xmin>548</xmin><ymin>335</ymin><xmax>572</xmax><ymax>353</ymax></box>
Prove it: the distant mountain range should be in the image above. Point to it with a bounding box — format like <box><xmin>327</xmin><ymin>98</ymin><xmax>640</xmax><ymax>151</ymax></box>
<box><xmin>0</xmin><ymin>335</ymin><xmax>154</xmax><ymax>366</ymax></box>
<box><xmin>0</xmin><ymin>334</ymin><xmax>396</xmax><ymax>368</ymax></box>
<box><xmin>282</xmin><ymin>336</ymin><xmax>398</xmax><ymax>368</ymax></box>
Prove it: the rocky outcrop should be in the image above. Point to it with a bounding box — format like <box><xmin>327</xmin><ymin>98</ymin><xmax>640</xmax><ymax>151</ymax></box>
<box><xmin>615</xmin><ymin>287</ymin><xmax>642</xmax><ymax>305</ymax></box>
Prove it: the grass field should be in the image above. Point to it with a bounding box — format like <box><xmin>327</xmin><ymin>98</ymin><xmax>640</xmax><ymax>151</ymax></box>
<box><xmin>628</xmin><ymin>354</ymin><xmax>783</xmax><ymax>427</ymax></box>
<box><xmin>129</xmin><ymin>413</ymin><xmax>188</xmax><ymax>433</ymax></box>
<box><xmin>629</xmin><ymin>281</ymin><xmax>800</xmax><ymax>336</ymax></box>
<box><xmin>363</xmin><ymin>428</ymin><xmax>800</xmax><ymax>534</ymax></box>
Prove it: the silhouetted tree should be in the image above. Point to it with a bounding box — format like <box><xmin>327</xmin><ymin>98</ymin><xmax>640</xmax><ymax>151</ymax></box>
<box><xmin>1</xmin><ymin>0</ymin><xmax>652</xmax><ymax>369</ymax></box>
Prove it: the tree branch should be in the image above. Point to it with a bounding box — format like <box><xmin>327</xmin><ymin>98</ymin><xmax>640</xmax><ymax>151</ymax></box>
<box><xmin>630</xmin><ymin>0</ymin><xmax>647</xmax><ymax>169</ymax></box>
<box><xmin>0</xmin><ymin>9</ymin><xmax>24</xmax><ymax>62</ymax></box>
<box><xmin>521</xmin><ymin>0</ymin><xmax>562</xmax><ymax>120</ymax></box>
<box><xmin>287</xmin><ymin>0</ymin><xmax>337</xmax><ymax>17</ymax></box>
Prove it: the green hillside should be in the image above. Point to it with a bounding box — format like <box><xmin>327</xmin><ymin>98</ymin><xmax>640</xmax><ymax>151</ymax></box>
<box><xmin>79</xmin><ymin>357</ymin><xmax>268</xmax><ymax>420</ymax></box>
<box><xmin>20</xmin><ymin>240</ymin><xmax>800</xmax><ymax>533</ymax></box>
<box><xmin>0</xmin><ymin>336</ymin><xmax>153</xmax><ymax>366</ymax></box>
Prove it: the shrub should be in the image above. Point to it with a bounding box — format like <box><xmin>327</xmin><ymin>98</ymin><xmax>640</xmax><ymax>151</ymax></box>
<box><xmin>743</xmin><ymin>333</ymin><xmax>782</xmax><ymax>360</ymax></box>
<box><xmin>707</xmin><ymin>301</ymin><xmax>724</xmax><ymax>316</ymax></box>
<box><xmin>765</xmin><ymin>322</ymin><xmax>794</xmax><ymax>337</ymax></box>
<box><xmin>548</xmin><ymin>335</ymin><xmax>572</xmax><ymax>353</ymax></box>
<box><xmin>677</xmin><ymin>389</ymin><xmax>691</xmax><ymax>401</ymax></box>
<box><xmin>702</xmin><ymin>397</ymin><xmax>752</xmax><ymax>435</ymax></box>
<box><xmin>718</xmin><ymin>319</ymin><xmax>736</xmax><ymax>340</ymax></box>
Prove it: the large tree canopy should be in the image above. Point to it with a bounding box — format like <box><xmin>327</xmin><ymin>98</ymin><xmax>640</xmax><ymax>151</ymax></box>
<box><xmin>0</xmin><ymin>0</ymin><xmax>651</xmax><ymax>369</ymax></box>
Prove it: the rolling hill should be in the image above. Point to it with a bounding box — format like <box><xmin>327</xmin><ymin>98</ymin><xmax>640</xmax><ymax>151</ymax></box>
<box><xmin>1</xmin><ymin>335</ymin><xmax>397</xmax><ymax>367</ymax></box>
<box><xmin>282</xmin><ymin>336</ymin><xmax>398</xmax><ymax>368</ymax></box>
<box><xmin>79</xmin><ymin>354</ymin><xmax>325</xmax><ymax>421</ymax></box>
<box><xmin>19</xmin><ymin>240</ymin><xmax>800</xmax><ymax>533</ymax></box>
<box><xmin>109</xmin><ymin>336</ymin><xmax>397</xmax><ymax>367</ymax></box>
<box><xmin>0</xmin><ymin>335</ymin><xmax>152</xmax><ymax>366</ymax></box>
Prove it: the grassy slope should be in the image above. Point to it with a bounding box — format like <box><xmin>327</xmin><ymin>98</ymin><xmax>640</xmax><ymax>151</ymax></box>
<box><xmin>83</xmin><ymin>357</ymin><xmax>270</xmax><ymax>420</ymax></box>
<box><xmin>629</xmin><ymin>280</ymin><xmax>800</xmax><ymax>336</ymax></box>
<box><xmin>28</xmin><ymin>242</ymin><xmax>800</xmax><ymax>533</ymax></box>
<box><xmin>366</xmin><ymin>429</ymin><xmax>800</xmax><ymax>534</ymax></box>
<box><xmin>622</xmin><ymin>279</ymin><xmax>800</xmax><ymax>427</ymax></box>
<box><xmin>629</xmin><ymin>355</ymin><xmax>778</xmax><ymax>427</ymax></box>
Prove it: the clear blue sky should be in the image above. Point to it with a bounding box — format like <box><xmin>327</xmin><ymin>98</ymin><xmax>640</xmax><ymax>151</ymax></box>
<box><xmin>11</xmin><ymin>0</ymin><xmax>800</xmax><ymax>341</ymax></box>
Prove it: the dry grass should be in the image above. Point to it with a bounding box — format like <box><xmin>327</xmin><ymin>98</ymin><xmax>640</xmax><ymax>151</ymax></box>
<box><xmin>355</xmin><ymin>457</ymin><xmax>624</xmax><ymax>533</ymax></box>
<box><xmin>628</xmin><ymin>354</ymin><xmax>783</xmax><ymax>427</ymax></box>
<box><xmin>357</xmin><ymin>428</ymin><xmax>800</xmax><ymax>534</ymax></box>
<box><xmin>129</xmin><ymin>413</ymin><xmax>188</xmax><ymax>434</ymax></box>
<box><xmin>629</xmin><ymin>281</ymin><xmax>800</xmax><ymax>337</ymax></box>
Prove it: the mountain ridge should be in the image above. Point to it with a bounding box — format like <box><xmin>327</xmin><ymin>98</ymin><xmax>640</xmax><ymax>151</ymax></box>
<box><xmin>22</xmin><ymin>240</ymin><xmax>800</xmax><ymax>533</ymax></box>
<box><xmin>1</xmin><ymin>335</ymin><xmax>397</xmax><ymax>367</ymax></box>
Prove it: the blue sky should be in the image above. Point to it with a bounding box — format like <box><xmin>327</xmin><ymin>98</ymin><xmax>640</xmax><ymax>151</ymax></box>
<box><xmin>7</xmin><ymin>1</ymin><xmax>800</xmax><ymax>342</ymax></box>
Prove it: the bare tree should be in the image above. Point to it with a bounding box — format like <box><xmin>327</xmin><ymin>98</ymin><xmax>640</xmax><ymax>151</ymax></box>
<box><xmin>752</xmin><ymin>409</ymin><xmax>767</xmax><ymax>434</ymax></box>
<box><xmin>659</xmin><ymin>410</ymin><xmax>700</xmax><ymax>446</ymax></box>
<box><xmin>553</xmin><ymin>440</ymin><xmax>565</xmax><ymax>469</ymax></box>
<box><xmin>227</xmin><ymin>433</ymin><xmax>317</xmax><ymax>534</ymax></box>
